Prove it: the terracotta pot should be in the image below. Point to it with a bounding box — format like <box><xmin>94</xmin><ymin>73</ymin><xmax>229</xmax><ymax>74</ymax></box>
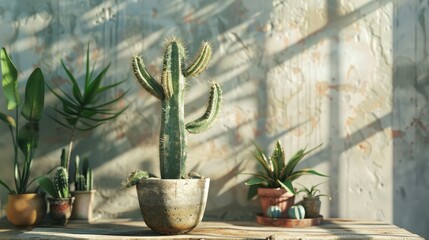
<box><xmin>48</xmin><ymin>197</ymin><xmax>74</xmax><ymax>225</ymax></box>
<box><xmin>71</xmin><ymin>190</ymin><xmax>96</xmax><ymax>221</ymax></box>
<box><xmin>6</xmin><ymin>193</ymin><xmax>47</xmax><ymax>227</ymax></box>
<box><xmin>257</xmin><ymin>188</ymin><xmax>295</xmax><ymax>218</ymax></box>
<box><xmin>302</xmin><ymin>197</ymin><xmax>321</xmax><ymax>218</ymax></box>
<box><xmin>136</xmin><ymin>178</ymin><xmax>210</xmax><ymax>235</ymax></box>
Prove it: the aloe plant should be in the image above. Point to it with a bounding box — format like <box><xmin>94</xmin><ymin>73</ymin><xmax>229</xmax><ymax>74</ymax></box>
<box><xmin>37</xmin><ymin>167</ymin><xmax>70</xmax><ymax>198</ymax></box>
<box><xmin>48</xmin><ymin>44</ymin><xmax>128</xmax><ymax>172</ymax></box>
<box><xmin>0</xmin><ymin>47</ymin><xmax>45</xmax><ymax>194</ymax></box>
<box><xmin>131</xmin><ymin>39</ymin><xmax>222</xmax><ymax>179</ymax></box>
<box><xmin>245</xmin><ymin>140</ymin><xmax>327</xmax><ymax>199</ymax></box>
<box><xmin>297</xmin><ymin>182</ymin><xmax>330</xmax><ymax>199</ymax></box>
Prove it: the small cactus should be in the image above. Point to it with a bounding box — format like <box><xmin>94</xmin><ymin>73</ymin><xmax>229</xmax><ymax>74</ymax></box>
<box><xmin>122</xmin><ymin>170</ymin><xmax>150</xmax><ymax>188</ymax></box>
<box><xmin>75</xmin><ymin>174</ymin><xmax>86</xmax><ymax>191</ymax></box>
<box><xmin>74</xmin><ymin>156</ymin><xmax>93</xmax><ymax>191</ymax></box>
<box><xmin>132</xmin><ymin>39</ymin><xmax>222</xmax><ymax>179</ymax></box>
<box><xmin>54</xmin><ymin>167</ymin><xmax>69</xmax><ymax>198</ymax></box>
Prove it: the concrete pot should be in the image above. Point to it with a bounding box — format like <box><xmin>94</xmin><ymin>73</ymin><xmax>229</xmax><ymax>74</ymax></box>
<box><xmin>6</xmin><ymin>193</ymin><xmax>47</xmax><ymax>227</ymax></box>
<box><xmin>257</xmin><ymin>188</ymin><xmax>295</xmax><ymax>218</ymax></box>
<box><xmin>302</xmin><ymin>197</ymin><xmax>321</xmax><ymax>218</ymax></box>
<box><xmin>48</xmin><ymin>197</ymin><xmax>74</xmax><ymax>225</ymax></box>
<box><xmin>136</xmin><ymin>178</ymin><xmax>210</xmax><ymax>235</ymax></box>
<box><xmin>71</xmin><ymin>190</ymin><xmax>96</xmax><ymax>221</ymax></box>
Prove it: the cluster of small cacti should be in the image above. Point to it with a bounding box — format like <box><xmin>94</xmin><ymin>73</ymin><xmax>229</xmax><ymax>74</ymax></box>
<box><xmin>74</xmin><ymin>156</ymin><xmax>93</xmax><ymax>191</ymax></box>
<box><xmin>132</xmin><ymin>39</ymin><xmax>222</xmax><ymax>179</ymax></box>
<box><xmin>54</xmin><ymin>167</ymin><xmax>70</xmax><ymax>199</ymax></box>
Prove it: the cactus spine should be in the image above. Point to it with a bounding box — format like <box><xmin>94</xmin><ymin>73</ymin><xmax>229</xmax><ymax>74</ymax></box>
<box><xmin>132</xmin><ymin>39</ymin><xmax>222</xmax><ymax>179</ymax></box>
<box><xmin>54</xmin><ymin>167</ymin><xmax>69</xmax><ymax>198</ymax></box>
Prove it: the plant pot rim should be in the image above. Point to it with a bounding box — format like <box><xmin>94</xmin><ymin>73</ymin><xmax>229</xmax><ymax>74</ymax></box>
<box><xmin>138</xmin><ymin>177</ymin><xmax>210</xmax><ymax>182</ymax></box>
<box><xmin>8</xmin><ymin>192</ymin><xmax>45</xmax><ymax>196</ymax></box>
<box><xmin>48</xmin><ymin>197</ymin><xmax>74</xmax><ymax>201</ymax></box>
<box><xmin>257</xmin><ymin>187</ymin><xmax>295</xmax><ymax>193</ymax></box>
<box><xmin>303</xmin><ymin>196</ymin><xmax>321</xmax><ymax>200</ymax></box>
<box><xmin>72</xmin><ymin>190</ymin><xmax>97</xmax><ymax>193</ymax></box>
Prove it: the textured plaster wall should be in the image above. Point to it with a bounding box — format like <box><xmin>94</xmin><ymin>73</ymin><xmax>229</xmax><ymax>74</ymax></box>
<box><xmin>0</xmin><ymin>0</ymin><xmax>427</xmax><ymax>238</ymax></box>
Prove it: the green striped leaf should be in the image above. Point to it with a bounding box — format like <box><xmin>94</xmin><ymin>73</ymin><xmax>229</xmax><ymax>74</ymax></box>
<box><xmin>0</xmin><ymin>47</ymin><xmax>19</xmax><ymax>110</ymax></box>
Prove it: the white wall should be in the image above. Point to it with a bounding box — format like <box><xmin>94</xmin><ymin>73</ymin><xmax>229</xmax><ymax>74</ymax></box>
<box><xmin>0</xmin><ymin>0</ymin><xmax>427</xmax><ymax>238</ymax></box>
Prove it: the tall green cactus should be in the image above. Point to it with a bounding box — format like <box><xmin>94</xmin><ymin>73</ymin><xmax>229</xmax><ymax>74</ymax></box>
<box><xmin>132</xmin><ymin>39</ymin><xmax>222</xmax><ymax>179</ymax></box>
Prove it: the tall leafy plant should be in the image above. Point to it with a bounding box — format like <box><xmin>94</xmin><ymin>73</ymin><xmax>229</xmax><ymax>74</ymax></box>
<box><xmin>0</xmin><ymin>47</ymin><xmax>45</xmax><ymax>194</ymax></box>
<box><xmin>48</xmin><ymin>44</ymin><xmax>127</xmax><ymax>172</ymax></box>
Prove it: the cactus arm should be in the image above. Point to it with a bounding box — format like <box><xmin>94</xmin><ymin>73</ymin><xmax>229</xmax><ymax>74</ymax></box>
<box><xmin>186</xmin><ymin>83</ymin><xmax>222</xmax><ymax>134</ymax></box>
<box><xmin>159</xmin><ymin>41</ymin><xmax>187</xmax><ymax>179</ymax></box>
<box><xmin>132</xmin><ymin>56</ymin><xmax>164</xmax><ymax>100</ymax></box>
<box><xmin>87</xmin><ymin>167</ymin><xmax>93</xmax><ymax>190</ymax></box>
<box><xmin>184</xmin><ymin>42</ymin><xmax>212</xmax><ymax>77</ymax></box>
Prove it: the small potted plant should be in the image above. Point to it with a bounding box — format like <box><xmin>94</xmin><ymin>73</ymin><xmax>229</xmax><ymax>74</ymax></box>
<box><xmin>297</xmin><ymin>182</ymin><xmax>330</xmax><ymax>218</ymax></box>
<box><xmin>47</xmin><ymin>43</ymin><xmax>127</xmax><ymax>221</ymax></box>
<box><xmin>37</xmin><ymin>166</ymin><xmax>74</xmax><ymax>225</ymax></box>
<box><xmin>0</xmin><ymin>47</ymin><xmax>47</xmax><ymax>227</ymax></box>
<box><xmin>123</xmin><ymin>38</ymin><xmax>222</xmax><ymax>235</ymax></box>
<box><xmin>245</xmin><ymin>140</ymin><xmax>327</xmax><ymax>218</ymax></box>
<box><xmin>70</xmin><ymin>156</ymin><xmax>95</xmax><ymax>221</ymax></box>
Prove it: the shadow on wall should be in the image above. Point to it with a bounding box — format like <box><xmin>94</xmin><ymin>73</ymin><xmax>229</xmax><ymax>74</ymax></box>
<box><xmin>393</xmin><ymin>1</ymin><xmax>429</xmax><ymax>238</ymax></box>
<box><xmin>0</xmin><ymin>1</ymin><xmax>428</xmax><ymax>238</ymax></box>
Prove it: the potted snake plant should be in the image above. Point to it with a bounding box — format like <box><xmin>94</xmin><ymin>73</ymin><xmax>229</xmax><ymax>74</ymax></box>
<box><xmin>47</xmin><ymin>43</ymin><xmax>127</xmax><ymax>222</ymax></box>
<box><xmin>0</xmin><ymin>47</ymin><xmax>47</xmax><ymax>227</ymax></box>
<box><xmin>245</xmin><ymin>140</ymin><xmax>327</xmax><ymax>219</ymax></box>
<box><xmin>123</xmin><ymin>38</ymin><xmax>222</xmax><ymax>235</ymax></box>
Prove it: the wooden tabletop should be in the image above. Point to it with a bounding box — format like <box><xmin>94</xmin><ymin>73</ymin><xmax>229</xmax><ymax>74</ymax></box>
<box><xmin>0</xmin><ymin>218</ymin><xmax>424</xmax><ymax>239</ymax></box>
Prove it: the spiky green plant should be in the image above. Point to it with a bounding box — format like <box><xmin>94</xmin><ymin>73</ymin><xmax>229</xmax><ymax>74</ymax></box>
<box><xmin>297</xmin><ymin>182</ymin><xmax>330</xmax><ymax>199</ymax></box>
<box><xmin>0</xmin><ymin>47</ymin><xmax>45</xmax><ymax>194</ymax></box>
<box><xmin>245</xmin><ymin>140</ymin><xmax>327</xmax><ymax>199</ymax></box>
<box><xmin>74</xmin><ymin>155</ymin><xmax>93</xmax><ymax>191</ymax></box>
<box><xmin>48</xmin><ymin>44</ymin><xmax>128</xmax><ymax>172</ymax></box>
<box><xmin>122</xmin><ymin>170</ymin><xmax>151</xmax><ymax>188</ymax></box>
<box><xmin>131</xmin><ymin>39</ymin><xmax>222</xmax><ymax>179</ymax></box>
<box><xmin>37</xmin><ymin>167</ymin><xmax>70</xmax><ymax>199</ymax></box>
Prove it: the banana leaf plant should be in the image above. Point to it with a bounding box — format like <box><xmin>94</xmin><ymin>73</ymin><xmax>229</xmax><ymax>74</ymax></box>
<box><xmin>47</xmin><ymin>44</ymin><xmax>128</xmax><ymax>173</ymax></box>
<box><xmin>245</xmin><ymin>140</ymin><xmax>327</xmax><ymax>200</ymax></box>
<box><xmin>0</xmin><ymin>47</ymin><xmax>45</xmax><ymax>194</ymax></box>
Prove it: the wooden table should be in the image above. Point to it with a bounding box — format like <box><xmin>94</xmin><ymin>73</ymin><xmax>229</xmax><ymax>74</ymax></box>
<box><xmin>0</xmin><ymin>219</ymin><xmax>424</xmax><ymax>239</ymax></box>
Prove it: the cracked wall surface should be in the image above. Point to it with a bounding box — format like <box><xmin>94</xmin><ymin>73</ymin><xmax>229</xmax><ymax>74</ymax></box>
<box><xmin>0</xmin><ymin>0</ymin><xmax>427</xmax><ymax>238</ymax></box>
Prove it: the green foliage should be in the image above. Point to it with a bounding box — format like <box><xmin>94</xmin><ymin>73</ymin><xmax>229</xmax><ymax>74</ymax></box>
<box><xmin>1</xmin><ymin>47</ymin><xmax>19</xmax><ymax>110</ymax></box>
<box><xmin>122</xmin><ymin>170</ymin><xmax>151</xmax><ymax>188</ymax></box>
<box><xmin>48</xmin><ymin>43</ymin><xmax>128</xmax><ymax>171</ymax></box>
<box><xmin>297</xmin><ymin>182</ymin><xmax>330</xmax><ymax>199</ymax></box>
<box><xmin>37</xmin><ymin>167</ymin><xmax>70</xmax><ymax>198</ymax></box>
<box><xmin>132</xmin><ymin>39</ymin><xmax>222</xmax><ymax>179</ymax></box>
<box><xmin>245</xmin><ymin>140</ymin><xmax>327</xmax><ymax>200</ymax></box>
<box><xmin>0</xmin><ymin>47</ymin><xmax>45</xmax><ymax>194</ymax></box>
<box><xmin>74</xmin><ymin>155</ymin><xmax>93</xmax><ymax>191</ymax></box>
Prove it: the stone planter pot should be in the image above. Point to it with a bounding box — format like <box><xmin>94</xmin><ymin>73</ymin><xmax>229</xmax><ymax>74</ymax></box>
<box><xmin>136</xmin><ymin>178</ymin><xmax>210</xmax><ymax>235</ymax></box>
<box><xmin>257</xmin><ymin>188</ymin><xmax>295</xmax><ymax>218</ymax></box>
<box><xmin>302</xmin><ymin>197</ymin><xmax>321</xmax><ymax>218</ymax></box>
<box><xmin>48</xmin><ymin>197</ymin><xmax>74</xmax><ymax>225</ymax></box>
<box><xmin>71</xmin><ymin>190</ymin><xmax>96</xmax><ymax>222</ymax></box>
<box><xmin>6</xmin><ymin>193</ymin><xmax>47</xmax><ymax>227</ymax></box>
